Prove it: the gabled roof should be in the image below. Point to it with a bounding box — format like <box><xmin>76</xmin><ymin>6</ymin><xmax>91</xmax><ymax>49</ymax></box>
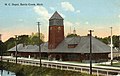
<box><xmin>65</xmin><ymin>37</ymin><xmax>81</xmax><ymax>44</ymax></box>
<box><xmin>8</xmin><ymin>44</ymin><xmax>24</xmax><ymax>51</ymax></box>
<box><xmin>41</xmin><ymin>36</ymin><xmax>114</xmax><ymax>53</ymax></box>
<box><xmin>49</xmin><ymin>11</ymin><xmax>63</xmax><ymax>20</ymax></box>
<box><xmin>8</xmin><ymin>44</ymin><xmax>39</xmax><ymax>53</ymax></box>
<box><xmin>8</xmin><ymin>36</ymin><xmax>116</xmax><ymax>53</ymax></box>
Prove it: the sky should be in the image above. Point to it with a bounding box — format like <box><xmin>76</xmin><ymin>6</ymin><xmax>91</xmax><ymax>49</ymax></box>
<box><xmin>0</xmin><ymin>0</ymin><xmax>120</xmax><ymax>42</ymax></box>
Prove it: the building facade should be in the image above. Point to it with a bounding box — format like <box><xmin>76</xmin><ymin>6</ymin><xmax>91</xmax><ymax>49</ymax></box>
<box><xmin>8</xmin><ymin>11</ymin><xmax>113</xmax><ymax>62</ymax></box>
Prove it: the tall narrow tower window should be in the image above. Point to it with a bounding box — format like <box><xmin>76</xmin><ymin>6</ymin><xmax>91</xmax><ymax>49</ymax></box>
<box><xmin>58</xmin><ymin>27</ymin><xmax>61</xmax><ymax>30</ymax></box>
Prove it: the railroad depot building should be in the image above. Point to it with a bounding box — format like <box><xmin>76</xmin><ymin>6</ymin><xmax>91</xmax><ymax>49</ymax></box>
<box><xmin>8</xmin><ymin>11</ymin><xmax>114</xmax><ymax>62</ymax></box>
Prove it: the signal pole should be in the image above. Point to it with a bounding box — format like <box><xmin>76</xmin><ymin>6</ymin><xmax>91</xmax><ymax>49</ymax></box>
<box><xmin>37</xmin><ymin>22</ymin><xmax>41</xmax><ymax>68</ymax></box>
<box><xmin>89</xmin><ymin>30</ymin><xmax>94</xmax><ymax>75</ymax></box>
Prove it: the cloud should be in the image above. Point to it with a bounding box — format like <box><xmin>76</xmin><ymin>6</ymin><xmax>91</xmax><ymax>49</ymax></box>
<box><xmin>118</xmin><ymin>14</ymin><xmax>120</xmax><ymax>18</ymax></box>
<box><xmin>64</xmin><ymin>21</ymin><xmax>73</xmax><ymax>35</ymax></box>
<box><xmin>18</xmin><ymin>19</ymin><xmax>24</xmax><ymax>22</ymax></box>
<box><xmin>75</xmin><ymin>22</ymin><xmax>80</xmax><ymax>26</ymax></box>
<box><xmin>33</xmin><ymin>6</ymin><xmax>66</xmax><ymax>41</ymax></box>
<box><xmin>76</xmin><ymin>10</ymin><xmax>80</xmax><ymax>13</ymax></box>
<box><xmin>65</xmin><ymin>21</ymin><xmax>81</xmax><ymax>28</ymax></box>
<box><xmin>50</xmin><ymin>7</ymin><xmax>55</xmax><ymax>11</ymax></box>
<box><xmin>33</xmin><ymin>6</ymin><xmax>51</xmax><ymax>22</ymax></box>
<box><xmin>59</xmin><ymin>12</ymin><xmax>65</xmax><ymax>18</ymax></box>
<box><xmin>65</xmin><ymin>21</ymin><xmax>74</xmax><ymax>27</ymax></box>
<box><xmin>61</xmin><ymin>2</ymin><xmax>80</xmax><ymax>14</ymax></box>
<box><xmin>33</xmin><ymin>6</ymin><xmax>66</xmax><ymax>22</ymax></box>
<box><xmin>61</xmin><ymin>2</ymin><xmax>75</xmax><ymax>12</ymax></box>
<box><xmin>33</xmin><ymin>6</ymin><xmax>52</xmax><ymax>41</ymax></box>
<box><xmin>85</xmin><ymin>21</ymin><xmax>89</xmax><ymax>25</ymax></box>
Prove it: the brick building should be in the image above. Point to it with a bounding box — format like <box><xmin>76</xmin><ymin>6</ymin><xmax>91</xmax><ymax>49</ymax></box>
<box><xmin>8</xmin><ymin>11</ymin><xmax>114</xmax><ymax>62</ymax></box>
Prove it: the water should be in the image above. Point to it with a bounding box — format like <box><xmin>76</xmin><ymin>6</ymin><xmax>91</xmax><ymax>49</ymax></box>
<box><xmin>0</xmin><ymin>70</ymin><xmax>16</xmax><ymax>76</ymax></box>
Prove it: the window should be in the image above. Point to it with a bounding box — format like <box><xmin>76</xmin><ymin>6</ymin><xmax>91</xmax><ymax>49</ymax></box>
<box><xmin>68</xmin><ymin>44</ymin><xmax>78</xmax><ymax>48</ymax></box>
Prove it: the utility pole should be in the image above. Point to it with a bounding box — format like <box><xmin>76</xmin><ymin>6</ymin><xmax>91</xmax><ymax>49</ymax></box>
<box><xmin>0</xmin><ymin>34</ymin><xmax>3</xmax><ymax>76</ymax></box>
<box><xmin>15</xmin><ymin>35</ymin><xmax>18</xmax><ymax>64</ymax></box>
<box><xmin>0</xmin><ymin>34</ymin><xmax>1</xmax><ymax>41</ymax></box>
<box><xmin>73</xmin><ymin>27</ymin><xmax>76</xmax><ymax>35</ymax></box>
<box><xmin>70</xmin><ymin>26</ymin><xmax>71</xmax><ymax>34</ymax></box>
<box><xmin>110</xmin><ymin>27</ymin><xmax>113</xmax><ymax>66</ymax></box>
<box><xmin>89</xmin><ymin>30</ymin><xmax>94</xmax><ymax>75</ymax></box>
<box><xmin>119</xmin><ymin>35</ymin><xmax>120</xmax><ymax>52</ymax></box>
<box><xmin>37</xmin><ymin>22</ymin><xmax>41</xmax><ymax>68</ymax></box>
<box><xmin>0</xmin><ymin>34</ymin><xmax>2</xmax><ymax>62</ymax></box>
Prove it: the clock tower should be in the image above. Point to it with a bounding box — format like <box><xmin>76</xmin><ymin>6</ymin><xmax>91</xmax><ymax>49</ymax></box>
<box><xmin>48</xmin><ymin>11</ymin><xmax>64</xmax><ymax>49</ymax></box>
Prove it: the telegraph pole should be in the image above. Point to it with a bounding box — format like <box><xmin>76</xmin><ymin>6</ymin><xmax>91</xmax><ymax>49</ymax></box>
<box><xmin>0</xmin><ymin>34</ymin><xmax>3</xmax><ymax>76</ymax></box>
<box><xmin>118</xmin><ymin>15</ymin><xmax>120</xmax><ymax>52</ymax></box>
<box><xmin>89</xmin><ymin>30</ymin><xmax>94</xmax><ymax>75</ymax></box>
<box><xmin>0</xmin><ymin>34</ymin><xmax>2</xmax><ymax>62</ymax></box>
<box><xmin>119</xmin><ymin>35</ymin><xmax>120</xmax><ymax>52</ymax></box>
<box><xmin>110</xmin><ymin>27</ymin><xmax>113</xmax><ymax>66</ymax></box>
<box><xmin>70</xmin><ymin>26</ymin><xmax>71</xmax><ymax>34</ymax></box>
<box><xmin>15</xmin><ymin>35</ymin><xmax>18</xmax><ymax>64</ymax></box>
<box><xmin>37</xmin><ymin>22</ymin><xmax>41</xmax><ymax>68</ymax></box>
<box><xmin>0</xmin><ymin>34</ymin><xmax>1</xmax><ymax>41</ymax></box>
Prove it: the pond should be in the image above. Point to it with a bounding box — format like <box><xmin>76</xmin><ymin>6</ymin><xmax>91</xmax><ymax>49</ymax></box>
<box><xmin>0</xmin><ymin>70</ymin><xmax>16</xmax><ymax>76</ymax></box>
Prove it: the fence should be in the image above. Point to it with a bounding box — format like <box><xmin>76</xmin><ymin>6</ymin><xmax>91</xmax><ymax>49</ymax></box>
<box><xmin>1</xmin><ymin>56</ymin><xmax>120</xmax><ymax>76</ymax></box>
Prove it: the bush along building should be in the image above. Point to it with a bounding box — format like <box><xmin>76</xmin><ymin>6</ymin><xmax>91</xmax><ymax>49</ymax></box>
<box><xmin>8</xmin><ymin>11</ymin><xmax>115</xmax><ymax>62</ymax></box>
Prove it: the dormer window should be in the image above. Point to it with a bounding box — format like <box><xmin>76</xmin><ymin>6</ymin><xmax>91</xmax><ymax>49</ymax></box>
<box><xmin>68</xmin><ymin>44</ymin><xmax>78</xmax><ymax>48</ymax></box>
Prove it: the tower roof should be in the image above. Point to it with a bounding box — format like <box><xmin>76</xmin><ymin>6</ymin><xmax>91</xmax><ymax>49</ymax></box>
<box><xmin>50</xmin><ymin>11</ymin><xmax>63</xmax><ymax>20</ymax></box>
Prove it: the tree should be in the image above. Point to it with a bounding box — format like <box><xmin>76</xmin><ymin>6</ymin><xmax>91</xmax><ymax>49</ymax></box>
<box><xmin>4</xmin><ymin>37</ymin><xmax>15</xmax><ymax>50</ymax></box>
<box><xmin>30</xmin><ymin>32</ymin><xmax>44</xmax><ymax>45</ymax></box>
<box><xmin>18</xmin><ymin>35</ymin><xmax>30</xmax><ymax>45</ymax></box>
<box><xmin>4</xmin><ymin>33</ymin><xmax>45</xmax><ymax>51</ymax></box>
<box><xmin>96</xmin><ymin>35</ymin><xmax>119</xmax><ymax>48</ymax></box>
<box><xmin>66</xmin><ymin>34</ymin><xmax>79</xmax><ymax>38</ymax></box>
<box><xmin>30</xmin><ymin>35</ymin><xmax>43</xmax><ymax>45</ymax></box>
<box><xmin>2</xmin><ymin>33</ymin><xmax>44</xmax><ymax>56</ymax></box>
<box><xmin>31</xmin><ymin>33</ymin><xmax>45</xmax><ymax>41</ymax></box>
<box><xmin>0</xmin><ymin>40</ymin><xmax>5</xmax><ymax>55</ymax></box>
<box><xmin>112</xmin><ymin>35</ymin><xmax>119</xmax><ymax>48</ymax></box>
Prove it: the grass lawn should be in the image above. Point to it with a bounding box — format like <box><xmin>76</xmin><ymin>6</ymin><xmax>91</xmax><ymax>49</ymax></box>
<box><xmin>113</xmin><ymin>62</ymin><xmax>120</xmax><ymax>67</ymax></box>
<box><xmin>97</xmin><ymin>62</ymin><xmax>120</xmax><ymax>67</ymax></box>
